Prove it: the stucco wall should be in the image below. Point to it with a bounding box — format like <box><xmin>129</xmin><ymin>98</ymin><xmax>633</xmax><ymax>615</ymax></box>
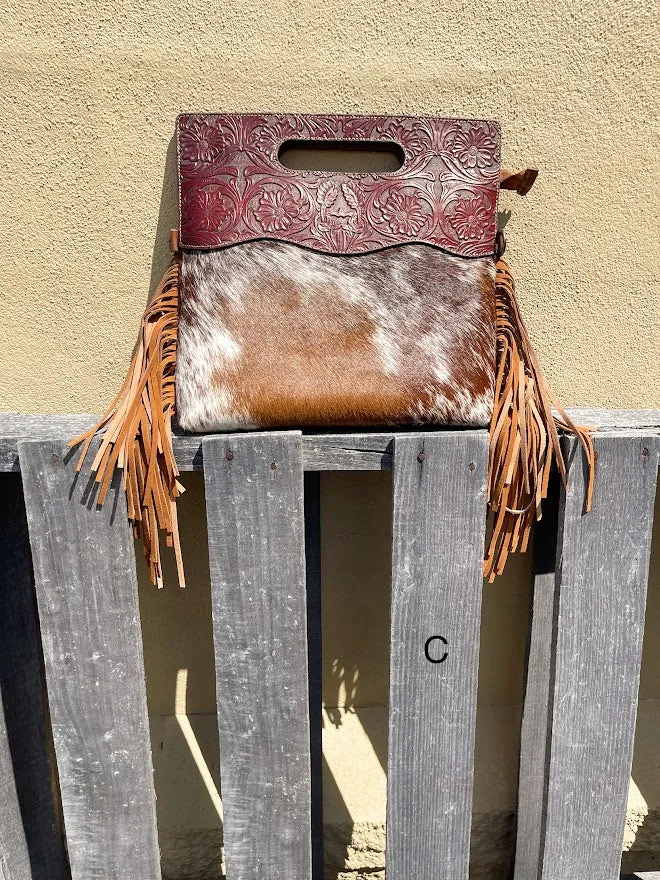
<box><xmin>2</xmin><ymin>0</ymin><xmax>659</xmax><ymax>414</ymax></box>
<box><xmin>2</xmin><ymin>0</ymin><xmax>658</xmax><ymax>877</ymax></box>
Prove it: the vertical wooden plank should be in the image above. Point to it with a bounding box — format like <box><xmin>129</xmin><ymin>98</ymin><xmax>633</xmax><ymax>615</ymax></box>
<box><xmin>0</xmin><ymin>474</ymin><xmax>69</xmax><ymax>880</ymax></box>
<box><xmin>18</xmin><ymin>440</ymin><xmax>161</xmax><ymax>880</ymax></box>
<box><xmin>203</xmin><ymin>432</ymin><xmax>312</xmax><ymax>880</ymax></box>
<box><xmin>513</xmin><ymin>473</ymin><xmax>560</xmax><ymax>880</ymax></box>
<box><xmin>387</xmin><ymin>431</ymin><xmax>489</xmax><ymax>880</ymax></box>
<box><xmin>304</xmin><ymin>471</ymin><xmax>324</xmax><ymax>880</ymax></box>
<box><xmin>540</xmin><ymin>434</ymin><xmax>659</xmax><ymax>879</ymax></box>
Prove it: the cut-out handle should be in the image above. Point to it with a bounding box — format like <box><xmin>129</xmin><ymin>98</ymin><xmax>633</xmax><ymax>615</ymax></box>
<box><xmin>278</xmin><ymin>139</ymin><xmax>405</xmax><ymax>173</ymax></box>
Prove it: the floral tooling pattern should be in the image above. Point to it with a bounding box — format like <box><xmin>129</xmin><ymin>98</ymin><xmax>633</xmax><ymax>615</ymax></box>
<box><xmin>177</xmin><ymin>114</ymin><xmax>500</xmax><ymax>256</ymax></box>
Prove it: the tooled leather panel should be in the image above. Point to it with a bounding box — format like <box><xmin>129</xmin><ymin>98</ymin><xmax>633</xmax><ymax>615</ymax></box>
<box><xmin>175</xmin><ymin>241</ymin><xmax>496</xmax><ymax>431</ymax></box>
<box><xmin>177</xmin><ymin>114</ymin><xmax>500</xmax><ymax>257</ymax></box>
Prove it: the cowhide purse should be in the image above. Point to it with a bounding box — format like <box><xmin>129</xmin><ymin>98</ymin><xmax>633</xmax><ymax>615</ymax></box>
<box><xmin>71</xmin><ymin>113</ymin><xmax>594</xmax><ymax>587</ymax></box>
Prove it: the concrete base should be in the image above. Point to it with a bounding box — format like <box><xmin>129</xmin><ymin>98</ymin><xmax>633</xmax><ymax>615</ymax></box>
<box><xmin>622</xmin><ymin>701</ymin><xmax>660</xmax><ymax>875</ymax></box>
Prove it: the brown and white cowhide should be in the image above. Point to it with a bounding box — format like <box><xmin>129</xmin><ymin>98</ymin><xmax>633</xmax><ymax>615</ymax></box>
<box><xmin>176</xmin><ymin>240</ymin><xmax>496</xmax><ymax>431</ymax></box>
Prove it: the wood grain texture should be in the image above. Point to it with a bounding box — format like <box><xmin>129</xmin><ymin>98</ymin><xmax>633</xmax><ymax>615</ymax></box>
<box><xmin>513</xmin><ymin>473</ymin><xmax>560</xmax><ymax>880</ymax></box>
<box><xmin>297</xmin><ymin>434</ymin><xmax>394</xmax><ymax>471</ymax></box>
<box><xmin>540</xmin><ymin>435</ymin><xmax>659</xmax><ymax>880</ymax></box>
<box><xmin>0</xmin><ymin>475</ymin><xmax>69</xmax><ymax>880</ymax></box>
<box><xmin>386</xmin><ymin>431</ymin><xmax>489</xmax><ymax>880</ymax></box>
<box><xmin>0</xmin><ymin>415</ymin><xmax>95</xmax><ymax>472</ymax></box>
<box><xmin>203</xmin><ymin>432</ymin><xmax>312</xmax><ymax>880</ymax></box>
<box><xmin>18</xmin><ymin>440</ymin><xmax>161</xmax><ymax>880</ymax></box>
<box><xmin>0</xmin><ymin>421</ymin><xmax>394</xmax><ymax>473</ymax></box>
<box><xmin>2</xmin><ymin>412</ymin><xmax>658</xmax><ymax>473</ymax></box>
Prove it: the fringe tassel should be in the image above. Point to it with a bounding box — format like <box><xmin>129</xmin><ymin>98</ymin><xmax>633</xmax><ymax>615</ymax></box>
<box><xmin>69</xmin><ymin>255</ymin><xmax>185</xmax><ymax>589</ymax></box>
<box><xmin>485</xmin><ymin>258</ymin><xmax>595</xmax><ymax>581</ymax></box>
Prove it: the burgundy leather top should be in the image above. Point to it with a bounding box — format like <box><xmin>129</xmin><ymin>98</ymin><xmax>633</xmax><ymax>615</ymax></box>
<box><xmin>177</xmin><ymin>113</ymin><xmax>500</xmax><ymax>257</ymax></box>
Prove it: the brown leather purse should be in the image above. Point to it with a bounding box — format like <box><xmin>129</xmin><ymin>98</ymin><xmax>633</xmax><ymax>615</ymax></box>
<box><xmin>71</xmin><ymin>113</ymin><xmax>594</xmax><ymax>587</ymax></box>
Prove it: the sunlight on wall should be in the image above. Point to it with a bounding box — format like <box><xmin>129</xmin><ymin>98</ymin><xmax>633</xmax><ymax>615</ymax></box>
<box><xmin>322</xmin><ymin>707</ymin><xmax>386</xmax><ymax>823</ymax></box>
<box><xmin>175</xmin><ymin>668</ymin><xmax>224</xmax><ymax>823</ymax></box>
<box><xmin>624</xmin><ymin>777</ymin><xmax>649</xmax><ymax>852</ymax></box>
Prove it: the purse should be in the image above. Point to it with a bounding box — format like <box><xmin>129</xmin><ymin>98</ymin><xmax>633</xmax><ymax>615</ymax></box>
<box><xmin>71</xmin><ymin>113</ymin><xmax>594</xmax><ymax>587</ymax></box>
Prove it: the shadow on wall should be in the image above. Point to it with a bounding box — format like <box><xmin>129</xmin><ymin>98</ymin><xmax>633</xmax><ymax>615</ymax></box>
<box><xmin>321</xmin><ymin>470</ymin><xmax>393</xmax><ymax>724</ymax></box>
<box><xmin>147</xmin><ymin>136</ymin><xmax>179</xmax><ymax>306</ymax></box>
<box><xmin>320</xmin><ymin>471</ymin><xmax>391</xmax><ymax>878</ymax></box>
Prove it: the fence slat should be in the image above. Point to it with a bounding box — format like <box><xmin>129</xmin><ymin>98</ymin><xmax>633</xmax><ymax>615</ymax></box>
<box><xmin>203</xmin><ymin>432</ymin><xmax>312</xmax><ymax>880</ymax></box>
<box><xmin>3</xmin><ymin>412</ymin><xmax>660</xmax><ymax>473</ymax></box>
<box><xmin>513</xmin><ymin>473</ymin><xmax>560</xmax><ymax>880</ymax></box>
<box><xmin>540</xmin><ymin>434</ymin><xmax>659</xmax><ymax>879</ymax></box>
<box><xmin>18</xmin><ymin>440</ymin><xmax>161</xmax><ymax>880</ymax></box>
<box><xmin>0</xmin><ymin>474</ymin><xmax>69</xmax><ymax>880</ymax></box>
<box><xmin>387</xmin><ymin>431</ymin><xmax>489</xmax><ymax>880</ymax></box>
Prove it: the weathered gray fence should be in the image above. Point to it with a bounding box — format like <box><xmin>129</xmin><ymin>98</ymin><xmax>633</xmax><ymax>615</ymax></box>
<box><xmin>0</xmin><ymin>411</ymin><xmax>657</xmax><ymax>880</ymax></box>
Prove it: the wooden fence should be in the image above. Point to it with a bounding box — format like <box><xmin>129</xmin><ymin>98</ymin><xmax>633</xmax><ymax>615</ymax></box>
<box><xmin>0</xmin><ymin>410</ymin><xmax>658</xmax><ymax>880</ymax></box>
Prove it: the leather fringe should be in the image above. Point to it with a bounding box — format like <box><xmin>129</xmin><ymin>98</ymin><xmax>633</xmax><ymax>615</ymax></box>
<box><xmin>485</xmin><ymin>258</ymin><xmax>595</xmax><ymax>581</ymax></box>
<box><xmin>69</xmin><ymin>255</ymin><xmax>185</xmax><ymax>589</ymax></box>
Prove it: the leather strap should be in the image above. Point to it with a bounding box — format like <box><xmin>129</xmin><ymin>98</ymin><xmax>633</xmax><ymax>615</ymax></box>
<box><xmin>500</xmin><ymin>168</ymin><xmax>538</xmax><ymax>196</ymax></box>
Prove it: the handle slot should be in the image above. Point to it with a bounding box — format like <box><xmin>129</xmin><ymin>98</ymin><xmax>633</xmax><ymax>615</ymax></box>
<box><xmin>278</xmin><ymin>139</ymin><xmax>404</xmax><ymax>173</ymax></box>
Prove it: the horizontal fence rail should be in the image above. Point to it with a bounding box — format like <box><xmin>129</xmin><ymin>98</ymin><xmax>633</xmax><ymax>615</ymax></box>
<box><xmin>0</xmin><ymin>411</ymin><xmax>658</xmax><ymax>880</ymax></box>
<box><xmin>2</xmin><ymin>409</ymin><xmax>660</xmax><ymax>473</ymax></box>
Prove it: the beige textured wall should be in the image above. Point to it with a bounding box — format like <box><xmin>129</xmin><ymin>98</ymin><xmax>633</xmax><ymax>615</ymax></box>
<box><xmin>2</xmin><ymin>0</ymin><xmax>659</xmax><ymax>413</ymax></box>
<box><xmin>2</xmin><ymin>1</ymin><xmax>659</xmax><ymax>877</ymax></box>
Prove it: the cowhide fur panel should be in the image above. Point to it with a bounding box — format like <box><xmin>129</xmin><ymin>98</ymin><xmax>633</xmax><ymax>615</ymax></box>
<box><xmin>176</xmin><ymin>241</ymin><xmax>496</xmax><ymax>431</ymax></box>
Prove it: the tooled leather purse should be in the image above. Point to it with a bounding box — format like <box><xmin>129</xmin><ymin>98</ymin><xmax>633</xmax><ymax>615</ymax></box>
<box><xmin>71</xmin><ymin>113</ymin><xmax>594</xmax><ymax>588</ymax></box>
